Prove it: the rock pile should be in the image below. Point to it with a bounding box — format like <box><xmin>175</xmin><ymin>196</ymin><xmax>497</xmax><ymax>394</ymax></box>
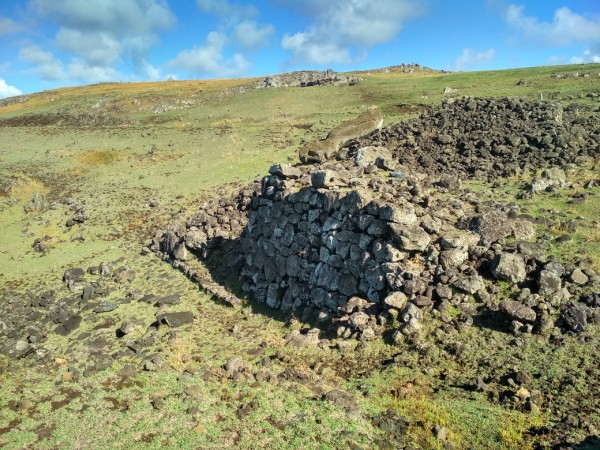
<box><xmin>154</xmin><ymin>97</ymin><xmax>600</xmax><ymax>342</ymax></box>
<box><xmin>356</xmin><ymin>97</ymin><xmax>600</xmax><ymax>182</ymax></box>
<box><xmin>257</xmin><ymin>70</ymin><xmax>361</xmax><ymax>89</ymax></box>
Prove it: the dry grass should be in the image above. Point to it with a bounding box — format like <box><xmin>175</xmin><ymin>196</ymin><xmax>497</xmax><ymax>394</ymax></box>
<box><xmin>498</xmin><ymin>410</ymin><xmax>548</xmax><ymax>450</ymax></box>
<box><xmin>3</xmin><ymin>173</ymin><xmax>47</xmax><ymax>202</ymax></box>
<box><xmin>168</xmin><ymin>333</ymin><xmax>193</xmax><ymax>373</ymax></box>
<box><xmin>78</xmin><ymin>149</ymin><xmax>125</xmax><ymax>166</ymax></box>
<box><xmin>390</xmin><ymin>384</ymin><xmax>460</xmax><ymax>449</ymax></box>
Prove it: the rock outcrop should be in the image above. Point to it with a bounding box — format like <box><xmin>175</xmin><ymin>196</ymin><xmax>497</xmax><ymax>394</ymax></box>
<box><xmin>257</xmin><ymin>70</ymin><xmax>361</xmax><ymax>89</ymax></box>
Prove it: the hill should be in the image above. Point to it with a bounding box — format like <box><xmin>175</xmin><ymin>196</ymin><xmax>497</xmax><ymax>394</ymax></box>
<box><xmin>0</xmin><ymin>63</ymin><xmax>599</xmax><ymax>449</ymax></box>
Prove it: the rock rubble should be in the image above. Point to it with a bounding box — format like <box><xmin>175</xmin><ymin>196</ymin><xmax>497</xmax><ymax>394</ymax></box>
<box><xmin>154</xmin><ymin>97</ymin><xmax>600</xmax><ymax>342</ymax></box>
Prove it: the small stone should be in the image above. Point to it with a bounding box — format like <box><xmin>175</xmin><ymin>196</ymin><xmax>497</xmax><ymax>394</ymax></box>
<box><xmin>311</xmin><ymin>170</ymin><xmax>336</xmax><ymax>189</ymax></box>
<box><xmin>119</xmin><ymin>318</ymin><xmax>145</xmax><ymax>336</ymax></box>
<box><xmin>516</xmin><ymin>387</ymin><xmax>531</xmax><ymax>399</ymax></box>
<box><xmin>269</xmin><ymin>163</ymin><xmax>301</xmax><ymax>179</ymax></box>
<box><xmin>384</xmin><ymin>291</ymin><xmax>408</xmax><ymax>310</ymax></box>
<box><xmin>500</xmin><ymin>301</ymin><xmax>536</xmax><ymax>323</ymax></box>
<box><xmin>433</xmin><ymin>425</ymin><xmax>448</xmax><ymax>441</ymax></box>
<box><xmin>62</xmin><ymin>372</ymin><xmax>74</xmax><ymax>382</ymax></box>
<box><xmin>226</xmin><ymin>356</ymin><xmax>244</xmax><ymax>373</ymax></box>
<box><xmin>570</xmin><ymin>269</ymin><xmax>589</xmax><ymax>285</ymax></box>
<box><xmin>114</xmin><ymin>269</ymin><xmax>136</xmax><ymax>284</ymax></box>
<box><xmin>194</xmin><ymin>424</ymin><xmax>207</xmax><ymax>434</ymax></box>
<box><xmin>157</xmin><ymin>311</ymin><xmax>194</xmax><ymax>328</ymax></box>
<box><xmin>562</xmin><ymin>303</ymin><xmax>587</xmax><ymax>332</ymax></box>
<box><xmin>94</xmin><ymin>301</ymin><xmax>119</xmax><ymax>313</ymax></box>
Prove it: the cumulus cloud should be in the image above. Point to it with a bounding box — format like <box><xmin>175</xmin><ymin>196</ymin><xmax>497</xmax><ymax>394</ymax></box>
<box><xmin>278</xmin><ymin>0</ymin><xmax>425</xmax><ymax>65</ymax></box>
<box><xmin>170</xmin><ymin>0</ymin><xmax>272</xmax><ymax>77</ymax></box>
<box><xmin>19</xmin><ymin>45</ymin><xmax>66</xmax><ymax>80</ymax></box>
<box><xmin>22</xmin><ymin>0</ymin><xmax>175</xmax><ymax>83</ymax></box>
<box><xmin>452</xmin><ymin>48</ymin><xmax>496</xmax><ymax>71</ymax></box>
<box><xmin>0</xmin><ymin>15</ymin><xmax>24</xmax><ymax>36</ymax></box>
<box><xmin>0</xmin><ymin>78</ymin><xmax>22</xmax><ymax>99</ymax></box>
<box><xmin>282</xmin><ymin>33</ymin><xmax>352</xmax><ymax>65</ymax></box>
<box><xmin>197</xmin><ymin>0</ymin><xmax>273</xmax><ymax>51</ymax></box>
<box><xmin>570</xmin><ymin>48</ymin><xmax>600</xmax><ymax>64</ymax></box>
<box><xmin>234</xmin><ymin>20</ymin><xmax>274</xmax><ymax>51</ymax></box>
<box><xmin>506</xmin><ymin>5</ymin><xmax>600</xmax><ymax>47</ymax></box>
<box><xmin>169</xmin><ymin>31</ymin><xmax>250</xmax><ymax>77</ymax></box>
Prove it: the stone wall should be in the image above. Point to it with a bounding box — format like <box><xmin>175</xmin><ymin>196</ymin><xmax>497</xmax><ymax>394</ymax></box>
<box><xmin>154</xmin><ymin>97</ymin><xmax>600</xmax><ymax>341</ymax></box>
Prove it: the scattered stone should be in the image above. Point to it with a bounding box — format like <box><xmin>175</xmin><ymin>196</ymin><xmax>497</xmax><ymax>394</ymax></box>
<box><xmin>561</xmin><ymin>303</ymin><xmax>587</xmax><ymax>332</ymax></box>
<box><xmin>157</xmin><ymin>311</ymin><xmax>194</xmax><ymax>328</ymax></box>
<box><xmin>570</xmin><ymin>269</ymin><xmax>589</xmax><ymax>285</ymax></box>
<box><xmin>286</xmin><ymin>328</ymin><xmax>320</xmax><ymax>348</ymax></box>
<box><xmin>119</xmin><ymin>318</ymin><xmax>146</xmax><ymax>336</ymax></box>
<box><xmin>94</xmin><ymin>301</ymin><xmax>119</xmax><ymax>313</ymax></box>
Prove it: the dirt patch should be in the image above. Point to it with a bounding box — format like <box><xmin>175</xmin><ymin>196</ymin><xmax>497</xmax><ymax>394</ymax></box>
<box><xmin>104</xmin><ymin>396</ymin><xmax>130</xmax><ymax>411</ymax></box>
<box><xmin>0</xmin><ymin>173</ymin><xmax>47</xmax><ymax>201</ymax></box>
<box><xmin>0</xmin><ymin>419</ymin><xmax>22</xmax><ymax>437</ymax></box>
<box><xmin>50</xmin><ymin>388</ymin><xmax>81</xmax><ymax>411</ymax></box>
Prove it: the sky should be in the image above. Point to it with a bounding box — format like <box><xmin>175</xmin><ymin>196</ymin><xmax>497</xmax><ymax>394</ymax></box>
<box><xmin>0</xmin><ymin>0</ymin><xmax>599</xmax><ymax>98</ymax></box>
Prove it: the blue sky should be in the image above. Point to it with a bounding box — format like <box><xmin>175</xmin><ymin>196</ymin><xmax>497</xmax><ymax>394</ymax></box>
<box><xmin>1</xmin><ymin>0</ymin><xmax>599</xmax><ymax>98</ymax></box>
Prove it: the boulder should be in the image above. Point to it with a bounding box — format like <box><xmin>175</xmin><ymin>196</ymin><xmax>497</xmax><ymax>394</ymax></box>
<box><xmin>389</xmin><ymin>224</ymin><xmax>431</xmax><ymax>252</ymax></box>
<box><xmin>384</xmin><ymin>291</ymin><xmax>408</xmax><ymax>310</ymax></box>
<box><xmin>539</xmin><ymin>262</ymin><xmax>563</xmax><ymax>295</ymax></box>
<box><xmin>492</xmin><ymin>253</ymin><xmax>527</xmax><ymax>283</ymax></box>
<box><xmin>500</xmin><ymin>301</ymin><xmax>537</xmax><ymax>323</ymax></box>
<box><xmin>157</xmin><ymin>311</ymin><xmax>194</xmax><ymax>328</ymax></box>
<box><xmin>269</xmin><ymin>163</ymin><xmax>301</xmax><ymax>179</ymax></box>
<box><xmin>561</xmin><ymin>303</ymin><xmax>587</xmax><ymax>332</ymax></box>
<box><xmin>311</xmin><ymin>170</ymin><xmax>336</xmax><ymax>189</ymax></box>
<box><xmin>379</xmin><ymin>204</ymin><xmax>417</xmax><ymax>226</ymax></box>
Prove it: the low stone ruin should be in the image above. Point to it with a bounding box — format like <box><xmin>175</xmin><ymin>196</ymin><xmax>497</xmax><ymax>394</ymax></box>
<box><xmin>154</xmin><ymin>97</ymin><xmax>600</xmax><ymax>342</ymax></box>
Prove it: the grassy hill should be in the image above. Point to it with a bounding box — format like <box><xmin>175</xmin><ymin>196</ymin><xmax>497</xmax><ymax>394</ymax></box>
<box><xmin>0</xmin><ymin>63</ymin><xmax>599</xmax><ymax>449</ymax></box>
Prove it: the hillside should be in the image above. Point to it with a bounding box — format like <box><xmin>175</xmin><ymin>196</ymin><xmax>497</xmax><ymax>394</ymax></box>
<box><xmin>0</xmin><ymin>63</ymin><xmax>599</xmax><ymax>449</ymax></box>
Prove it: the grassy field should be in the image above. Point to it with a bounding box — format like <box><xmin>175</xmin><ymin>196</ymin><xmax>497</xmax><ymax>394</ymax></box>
<box><xmin>0</xmin><ymin>62</ymin><xmax>599</xmax><ymax>449</ymax></box>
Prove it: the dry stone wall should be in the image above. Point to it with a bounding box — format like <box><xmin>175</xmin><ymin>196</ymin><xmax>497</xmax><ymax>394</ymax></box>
<box><xmin>154</xmin><ymin>97</ymin><xmax>600</xmax><ymax>341</ymax></box>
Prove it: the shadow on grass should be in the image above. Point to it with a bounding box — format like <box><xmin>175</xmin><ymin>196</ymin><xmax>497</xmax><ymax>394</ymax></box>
<box><xmin>573</xmin><ymin>436</ymin><xmax>600</xmax><ymax>450</ymax></box>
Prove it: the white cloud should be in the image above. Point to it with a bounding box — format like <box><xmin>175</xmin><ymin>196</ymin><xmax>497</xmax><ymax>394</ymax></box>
<box><xmin>23</xmin><ymin>0</ymin><xmax>175</xmax><ymax>83</ymax></box>
<box><xmin>65</xmin><ymin>60</ymin><xmax>122</xmax><ymax>82</ymax></box>
<box><xmin>278</xmin><ymin>0</ymin><xmax>425</xmax><ymax>65</ymax></box>
<box><xmin>169</xmin><ymin>31</ymin><xmax>250</xmax><ymax>77</ymax></box>
<box><xmin>570</xmin><ymin>48</ymin><xmax>600</xmax><ymax>64</ymax></box>
<box><xmin>30</xmin><ymin>0</ymin><xmax>175</xmax><ymax>35</ymax></box>
<box><xmin>506</xmin><ymin>5</ymin><xmax>600</xmax><ymax>47</ymax></box>
<box><xmin>143</xmin><ymin>62</ymin><xmax>162</xmax><ymax>81</ymax></box>
<box><xmin>169</xmin><ymin>0</ymin><xmax>272</xmax><ymax>78</ymax></box>
<box><xmin>19</xmin><ymin>45</ymin><xmax>66</xmax><ymax>80</ymax></box>
<box><xmin>0</xmin><ymin>78</ymin><xmax>22</xmax><ymax>99</ymax></box>
<box><xmin>282</xmin><ymin>33</ymin><xmax>352</xmax><ymax>65</ymax></box>
<box><xmin>452</xmin><ymin>48</ymin><xmax>496</xmax><ymax>71</ymax></box>
<box><xmin>56</xmin><ymin>29</ymin><xmax>122</xmax><ymax>66</ymax></box>
<box><xmin>234</xmin><ymin>20</ymin><xmax>274</xmax><ymax>51</ymax></box>
<box><xmin>0</xmin><ymin>15</ymin><xmax>24</xmax><ymax>36</ymax></box>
